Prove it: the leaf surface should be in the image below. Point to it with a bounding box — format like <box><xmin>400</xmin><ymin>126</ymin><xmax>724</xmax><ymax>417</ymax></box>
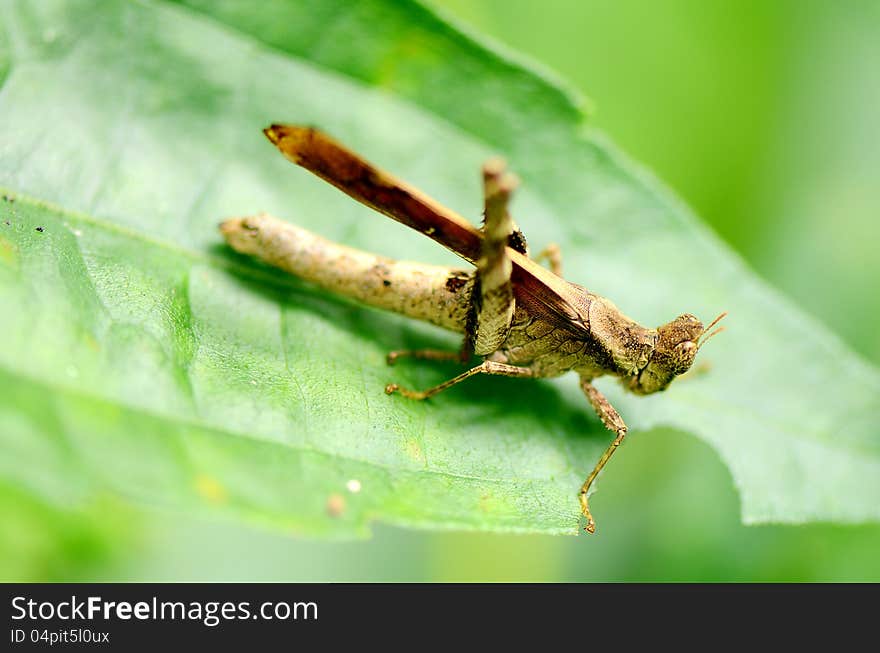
<box><xmin>0</xmin><ymin>0</ymin><xmax>877</xmax><ymax>536</ymax></box>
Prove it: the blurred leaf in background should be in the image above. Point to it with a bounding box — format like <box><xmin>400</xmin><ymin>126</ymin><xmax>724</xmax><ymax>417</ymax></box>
<box><xmin>437</xmin><ymin>0</ymin><xmax>880</xmax><ymax>365</ymax></box>
<box><xmin>0</xmin><ymin>481</ymin><xmax>138</xmax><ymax>582</ymax></box>
<box><xmin>1</xmin><ymin>0</ymin><xmax>879</xmax><ymax>581</ymax></box>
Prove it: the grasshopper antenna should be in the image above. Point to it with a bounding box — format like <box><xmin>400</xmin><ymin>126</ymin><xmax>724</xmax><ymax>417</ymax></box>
<box><xmin>696</xmin><ymin>311</ymin><xmax>728</xmax><ymax>351</ymax></box>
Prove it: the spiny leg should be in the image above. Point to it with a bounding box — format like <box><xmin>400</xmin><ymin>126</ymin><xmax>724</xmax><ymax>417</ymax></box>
<box><xmin>578</xmin><ymin>377</ymin><xmax>628</xmax><ymax>534</ymax></box>
<box><xmin>384</xmin><ymin>160</ymin><xmax>519</xmax><ymax>368</ymax></box>
<box><xmin>534</xmin><ymin>243</ymin><xmax>563</xmax><ymax>276</ymax></box>
<box><xmin>385</xmin><ymin>360</ymin><xmax>533</xmax><ymax>400</ymax></box>
<box><xmin>472</xmin><ymin>158</ymin><xmax>518</xmax><ymax>356</ymax></box>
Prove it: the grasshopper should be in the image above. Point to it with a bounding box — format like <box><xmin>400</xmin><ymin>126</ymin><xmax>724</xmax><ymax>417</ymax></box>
<box><xmin>220</xmin><ymin>125</ymin><xmax>726</xmax><ymax>533</ymax></box>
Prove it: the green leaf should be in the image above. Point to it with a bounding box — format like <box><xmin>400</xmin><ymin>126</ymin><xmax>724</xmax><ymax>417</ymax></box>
<box><xmin>0</xmin><ymin>0</ymin><xmax>877</xmax><ymax>536</ymax></box>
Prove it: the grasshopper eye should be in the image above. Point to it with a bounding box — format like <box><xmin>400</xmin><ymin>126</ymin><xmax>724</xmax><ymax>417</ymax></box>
<box><xmin>677</xmin><ymin>341</ymin><xmax>696</xmax><ymax>355</ymax></box>
<box><xmin>672</xmin><ymin>340</ymin><xmax>698</xmax><ymax>374</ymax></box>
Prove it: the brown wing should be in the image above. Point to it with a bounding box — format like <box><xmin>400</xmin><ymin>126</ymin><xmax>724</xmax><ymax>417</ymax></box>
<box><xmin>264</xmin><ymin>124</ymin><xmax>589</xmax><ymax>333</ymax></box>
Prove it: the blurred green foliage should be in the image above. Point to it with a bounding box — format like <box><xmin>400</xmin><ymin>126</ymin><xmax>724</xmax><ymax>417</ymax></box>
<box><xmin>438</xmin><ymin>0</ymin><xmax>880</xmax><ymax>367</ymax></box>
<box><xmin>3</xmin><ymin>0</ymin><xmax>879</xmax><ymax>581</ymax></box>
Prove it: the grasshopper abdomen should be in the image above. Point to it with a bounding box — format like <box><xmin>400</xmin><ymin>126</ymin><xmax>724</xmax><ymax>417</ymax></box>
<box><xmin>221</xmin><ymin>214</ymin><xmax>475</xmax><ymax>332</ymax></box>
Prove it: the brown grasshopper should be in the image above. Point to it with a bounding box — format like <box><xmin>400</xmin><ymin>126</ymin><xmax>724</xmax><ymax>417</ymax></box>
<box><xmin>220</xmin><ymin>125</ymin><xmax>726</xmax><ymax>533</ymax></box>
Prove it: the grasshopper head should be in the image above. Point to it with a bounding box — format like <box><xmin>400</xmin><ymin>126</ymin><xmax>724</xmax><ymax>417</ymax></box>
<box><xmin>629</xmin><ymin>312</ymin><xmax>726</xmax><ymax>394</ymax></box>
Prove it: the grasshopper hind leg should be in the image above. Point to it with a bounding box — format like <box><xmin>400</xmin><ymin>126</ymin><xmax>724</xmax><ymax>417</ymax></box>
<box><xmin>384</xmin><ymin>158</ymin><xmax>522</xmax><ymax>384</ymax></box>
<box><xmin>471</xmin><ymin>158</ymin><xmax>518</xmax><ymax>356</ymax></box>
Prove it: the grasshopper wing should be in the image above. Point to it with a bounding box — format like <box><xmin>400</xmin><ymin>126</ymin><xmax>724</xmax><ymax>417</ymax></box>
<box><xmin>264</xmin><ymin>124</ymin><xmax>589</xmax><ymax>334</ymax></box>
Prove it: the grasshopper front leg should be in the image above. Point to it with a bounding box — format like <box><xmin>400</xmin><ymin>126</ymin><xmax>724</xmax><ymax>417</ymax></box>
<box><xmin>578</xmin><ymin>377</ymin><xmax>628</xmax><ymax>534</ymax></box>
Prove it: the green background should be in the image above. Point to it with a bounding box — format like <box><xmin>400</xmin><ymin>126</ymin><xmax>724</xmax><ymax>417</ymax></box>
<box><xmin>4</xmin><ymin>0</ymin><xmax>880</xmax><ymax>581</ymax></box>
